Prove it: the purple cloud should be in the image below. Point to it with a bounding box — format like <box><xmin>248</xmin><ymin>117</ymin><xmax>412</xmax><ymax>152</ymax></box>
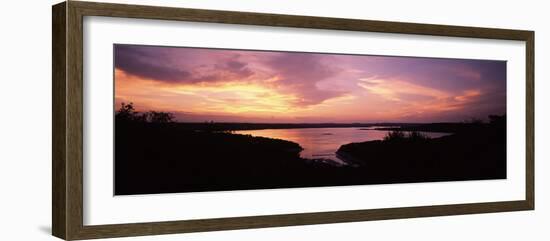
<box><xmin>115</xmin><ymin>45</ymin><xmax>347</xmax><ymax>107</ymax></box>
<box><xmin>266</xmin><ymin>52</ymin><xmax>346</xmax><ymax>106</ymax></box>
<box><xmin>114</xmin><ymin>45</ymin><xmax>254</xmax><ymax>84</ymax></box>
<box><xmin>114</xmin><ymin>44</ymin><xmax>506</xmax><ymax>121</ymax></box>
<box><xmin>343</xmin><ymin>55</ymin><xmax>506</xmax><ymax>94</ymax></box>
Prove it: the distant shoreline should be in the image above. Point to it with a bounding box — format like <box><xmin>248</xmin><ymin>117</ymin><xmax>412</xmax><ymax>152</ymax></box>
<box><xmin>164</xmin><ymin>121</ymin><xmax>479</xmax><ymax>132</ymax></box>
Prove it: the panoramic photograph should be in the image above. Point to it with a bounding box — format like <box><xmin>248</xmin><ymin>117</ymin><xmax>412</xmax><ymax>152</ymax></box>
<box><xmin>113</xmin><ymin>44</ymin><xmax>507</xmax><ymax>195</ymax></box>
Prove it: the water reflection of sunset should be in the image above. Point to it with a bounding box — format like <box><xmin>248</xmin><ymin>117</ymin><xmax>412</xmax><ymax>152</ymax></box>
<box><xmin>115</xmin><ymin>45</ymin><xmax>506</xmax><ymax>123</ymax></box>
<box><xmin>234</xmin><ymin>128</ymin><xmax>450</xmax><ymax>165</ymax></box>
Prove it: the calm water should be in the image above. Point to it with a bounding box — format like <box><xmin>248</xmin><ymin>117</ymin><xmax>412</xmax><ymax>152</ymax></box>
<box><xmin>234</xmin><ymin>127</ymin><xmax>450</xmax><ymax>166</ymax></box>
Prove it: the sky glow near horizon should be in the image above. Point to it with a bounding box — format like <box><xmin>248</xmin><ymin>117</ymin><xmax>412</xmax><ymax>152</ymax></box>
<box><xmin>114</xmin><ymin>44</ymin><xmax>506</xmax><ymax>123</ymax></box>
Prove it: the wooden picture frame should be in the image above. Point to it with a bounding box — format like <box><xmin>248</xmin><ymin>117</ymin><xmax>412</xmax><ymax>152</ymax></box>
<box><xmin>52</xmin><ymin>1</ymin><xmax>534</xmax><ymax>240</ymax></box>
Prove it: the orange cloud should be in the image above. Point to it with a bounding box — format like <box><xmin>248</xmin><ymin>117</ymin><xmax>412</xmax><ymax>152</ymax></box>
<box><xmin>357</xmin><ymin>77</ymin><xmax>448</xmax><ymax>102</ymax></box>
<box><xmin>356</xmin><ymin>77</ymin><xmax>484</xmax><ymax>120</ymax></box>
<box><xmin>114</xmin><ymin>45</ymin><xmax>506</xmax><ymax>123</ymax></box>
<box><xmin>116</xmin><ymin>69</ymin><xmax>321</xmax><ymax>119</ymax></box>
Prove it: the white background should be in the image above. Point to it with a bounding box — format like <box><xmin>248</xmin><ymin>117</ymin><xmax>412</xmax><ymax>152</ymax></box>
<box><xmin>0</xmin><ymin>0</ymin><xmax>547</xmax><ymax>240</ymax></box>
<box><xmin>84</xmin><ymin>16</ymin><xmax>525</xmax><ymax>225</ymax></box>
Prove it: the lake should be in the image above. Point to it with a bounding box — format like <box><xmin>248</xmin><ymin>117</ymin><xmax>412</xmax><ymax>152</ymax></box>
<box><xmin>234</xmin><ymin>127</ymin><xmax>450</xmax><ymax>166</ymax></box>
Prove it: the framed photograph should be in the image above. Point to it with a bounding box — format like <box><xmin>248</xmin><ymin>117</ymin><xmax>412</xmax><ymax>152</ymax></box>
<box><xmin>52</xmin><ymin>1</ymin><xmax>534</xmax><ymax>240</ymax></box>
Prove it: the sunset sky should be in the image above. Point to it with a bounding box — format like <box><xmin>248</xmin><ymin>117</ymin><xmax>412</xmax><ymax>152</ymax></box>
<box><xmin>114</xmin><ymin>44</ymin><xmax>506</xmax><ymax>123</ymax></box>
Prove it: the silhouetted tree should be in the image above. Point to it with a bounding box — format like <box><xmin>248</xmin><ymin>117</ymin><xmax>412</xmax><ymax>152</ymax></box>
<box><xmin>407</xmin><ymin>131</ymin><xmax>428</xmax><ymax>141</ymax></box>
<box><xmin>464</xmin><ymin>117</ymin><xmax>483</xmax><ymax>124</ymax></box>
<box><xmin>384</xmin><ymin>130</ymin><xmax>429</xmax><ymax>142</ymax></box>
<box><xmin>146</xmin><ymin>111</ymin><xmax>175</xmax><ymax>123</ymax></box>
<box><xmin>384</xmin><ymin>130</ymin><xmax>406</xmax><ymax>142</ymax></box>
<box><xmin>489</xmin><ymin>115</ymin><xmax>506</xmax><ymax>126</ymax></box>
<box><xmin>115</xmin><ymin>102</ymin><xmax>145</xmax><ymax>122</ymax></box>
<box><xmin>115</xmin><ymin>102</ymin><xmax>175</xmax><ymax>124</ymax></box>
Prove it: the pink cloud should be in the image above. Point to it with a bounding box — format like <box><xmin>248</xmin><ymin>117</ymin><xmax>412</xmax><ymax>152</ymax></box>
<box><xmin>114</xmin><ymin>45</ymin><xmax>506</xmax><ymax>123</ymax></box>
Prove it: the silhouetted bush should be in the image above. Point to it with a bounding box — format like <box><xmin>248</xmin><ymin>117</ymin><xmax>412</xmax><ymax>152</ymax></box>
<box><xmin>383</xmin><ymin>131</ymin><xmax>433</xmax><ymax>143</ymax></box>
<box><xmin>407</xmin><ymin>131</ymin><xmax>428</xmax><ymax>141</ymax></box>
<box><xmin>115</xmin><ymin>102</ymin><xmax>145</xmax><ymax>122</ymax></box>
<box><xmin>146</xmin><ymin>111</ymin><xmax>175</xmax><ymax>123</ymax></box>
<box><xmin>383</xmin><ymin>130</ymin><xmax>406</xmax><ymax>142</ymax></box>
<box><xmin>489</xmin><ymin>115</ymin><xmax>506</xmax><ymax>127</ymax></box>
<box><xmin>115</xmin><ymin>102</ymin><xmax>174</xmax><ymax>124</ymax></box>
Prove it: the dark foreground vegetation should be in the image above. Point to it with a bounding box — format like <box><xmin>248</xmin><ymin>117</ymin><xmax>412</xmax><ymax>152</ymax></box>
<box><xmin>337</xmin><ymin>115</ymin><xmax>506</xmax><ymax>183</ymax></box>
<box><xmin>115</xmin><ymin>103</ymin><xmax>506</xmax><ymax>195</ymax></box>
<box><xmin>115</xmin><ymin>103</ymin><xmax>358</xmax><ymax>194</ymax></box>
